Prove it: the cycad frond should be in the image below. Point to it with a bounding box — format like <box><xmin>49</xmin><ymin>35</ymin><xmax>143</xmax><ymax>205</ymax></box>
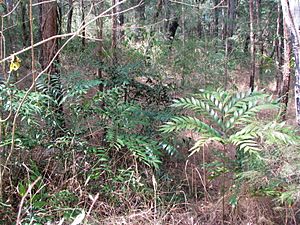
<box><xmin>160</xmin><ymin>116</ymin><xmax>222</xmax><ymax>137</ymax></box>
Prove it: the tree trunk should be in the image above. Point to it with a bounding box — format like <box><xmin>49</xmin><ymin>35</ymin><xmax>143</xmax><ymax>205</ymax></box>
<box><xmin>227</xmin><ymin>0</ymin><xmax>236</xmax><ymax>41</ymax></box>
<box><xmin>116</xmin><ymin>0</ymin><xmax>125</xmax><ymax>41</ymax></box>
<box><xmin>39</xmin><ymin>0</ymin><xmax>65</xmax><ymax>136</ymax></box>
<box><xmin>281</xmin><ymin>0</ymin><xmax>300</xmax><ymax>125</ymax></box>
<box><xmin>67</xmin><ymin>0</ymin><xmax>73</xmax><ymax>33</ymax></box>
<box><xmin>94</xmin><ymin>0</ymin><xmax>104</xmax><ymax>91</ymax></box>
<box><xmin>256</xmin><ymin>0</ymin><xmax>262</xmax><ymax>81</ymax></box>
<box><xmin>249</xmin><ymin>0</ymin><xmax>256</xmax><ymax>91</ymax></box>
<box><xmin>275</xmin><ymin>2</ymin><xmax>283</xmax><ymax>95</ymax></box>
<box><xmin>279</xmin><ymin>20</ymin><xmax>291</xmax><ymax>120</ymax></box>
<box><xmin>112</xmin><ymin>0</ymin><xmax>117</xmax><ymax>63</ymax></box>
<box><xmin>21</xmin><ymin>1</ymin><xmax>29</xmax><ymax>47</ymax></box>
<box><xmin>81</xmin><ymin>0</ymin><xmax>86</xmax><ymax>48</ymax></box>
<box><xmin>134</xmin><ymin>0</ymin><xmax>145</xmax><ymax>40</ymax></box>
<box><xmin>40</xmin><ymin>1</ymin><xmax>58</xmax><ymax>73</ymax></box>
<box><xmin>213</xmin><ymin>0</ymin><xmax>219</xmax><ymax>37</ymax></box>
<box><xmin>166</xmin><ymin>17</ymin><xmax>179</xmax><ymax>45</ymax></box>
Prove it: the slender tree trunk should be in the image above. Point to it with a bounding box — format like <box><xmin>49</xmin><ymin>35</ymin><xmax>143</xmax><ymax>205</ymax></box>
<box><xmin>276</xmin><ymin>2</ymin><xmax>283</xmax><ymax>95</ymax></box>
<box><xmin>116</xmin><ymin>0</ymin><xmax>125</xmax><ymax>41</ymax></box>
<box><xmin>29</xmin><ymin>0</ymin><xmax>35</xmax><ymax>86</ymax></box>
<box><xmin>214</xmin><ymin>0</ymin><xmax>219</xmax><ymax>37</ymax></box>
<box><xmin>280</xmin><ymin>20</ymin><xmax>291</xmax><ymax>120</ymax></box>
<box><xmin>256</xmin><ymin>0</ymin><xmax>262</xmax><ymax>81</ymax></box>
<box><xmin>95</xmin><ymin>0</ymin><xmax>104</xmax><ymax>92</ymax></box>
<box><xmin>223</xmin><ymin>0</ymin><xmax>236</xmax><ymax>88</ymax></box>
<box><xmin>249</xmin><ymin>0</ymin><xmax>256</xmax><ymax>91</ymax></box>
<box><xmin>196</xmin><ymin>3</ymin><xmax>202</xmax><ymax>38</ymax></box>
<box><xmin>134</xmin><ymin>0</ymin><xmax>145</xmax><ymax>40</ymax></box>
<box><xmin>112</xmin><ymin>0</ymin><xmax>117</xmax><ymax>63</ymax></box>
<box><xmin>281</xmin><ymin>0</ymin><xmax>300</xmax><ymax>125</ymax></box>
<box><xmin>21</xmin><ymin>1</ymin><xmax>29</xmax><ymax>47</ymax></box>
<box><xmin>81</xmin><ymin>0</ymin><xmax>86</xmax><ymax>48</ymax></box>
<box><xmin>221</xmin><ymin>0</ymin><xmax>227</xmax><ymax>41</ymax></box>
<box><xmin>67</xmin><ymin>0</ymin><xmax>73</xmax><ymax>33</ymax></box>
<box><xmin>227</xmin><ymin>0</ymin><xmax>236</xmax><ymax>51</ymax></box>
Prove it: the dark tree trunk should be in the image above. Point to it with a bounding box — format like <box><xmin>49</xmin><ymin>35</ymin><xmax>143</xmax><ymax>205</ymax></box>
<box><xmin>21</xmin><ymin>1</ymin><xmax>29</xmax><ymax>47</ymax></box>
<box><xmin>40</xmin><ymin>1</ymin><xmax>58</xmax><ymax>73</ymax></box>
<box><xmin>67</xmin><ymin>0</ymin><xmax>73</xmax><ymax>33</ymax></box>
<box><xmin>167</xmin><ymin>18</ymin><xmax>179</xmax><ymax>41</ymax></box>
<box><xmin>112</xmin><ymin>0</ymin><xmax>117</xmax><ymax>63</ymax></box>
<box><xmin>249</xmin><ymin>0</ymin><xmax>256</xmax><ymax>91</ymax></box>
<box><xmin>227</xmin><ymin>0</ymin><xmax>236</xmax><ymax>37</ymax></box>
<box><xmin>134</xmin><ymin>0</ymin><xmax>145</xmax><ymax>39</ymax></box>
<box><xmin>81</xmin><ymin>0</ymin><xmax>86</xmax><ymax>48</ymax></box>
<box><xmin>213</xmin><ymin>0</ymin><xmax>219</xmax><ymax>37</ymax></box>
<box><xmin>39</xmin><ymin>0</ymin><xmax>65</xmax><ymax>135</ymax></box>
<box><xmin>256</xmin><ymin>0</ymin><xmax>262</xmax><ymax>81</ymax></box>
<box><xmin>226</xmin><ymin>0</ymin><xmax>236</xmax><ymax>53</ymax></box>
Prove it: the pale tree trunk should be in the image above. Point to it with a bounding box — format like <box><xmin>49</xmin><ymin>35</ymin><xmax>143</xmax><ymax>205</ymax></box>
<box><xmin>275</xmin><ymin>2</ymin><xmax>283</xmax><ymax>95</ymax></box>
<box><xmin>280</xmin><ymin>20</ymin><xmax>291</xmax><ymax>120</ymax></box>
<box><xmin>281</xmin><ymin>0</ymin><xmax>300</xmax><ymax>125</ymax></box>
<box><xmin>249</xmin><ymin>0</ymin><xmax>256</xmax><ymax>91</ymax></box>
<box><xmin>116</xmin><ymin>0</ymin><xmax>125</xmax><ymax>41</ymax></box>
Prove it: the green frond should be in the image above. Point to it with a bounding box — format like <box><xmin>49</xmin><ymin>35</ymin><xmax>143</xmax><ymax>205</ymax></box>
<box><xmin>160</xmin><ymin>116</ymin><xmax>221</xmax><ymax>137</ymax></box>
<box><xmin>189</xmin><ymin>136</ymin><xmax>223</xmax><ymax>156</ymax></box>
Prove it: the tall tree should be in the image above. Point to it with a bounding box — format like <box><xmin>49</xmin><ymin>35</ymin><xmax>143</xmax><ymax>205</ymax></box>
<box><xmin>111</xmin><ymin>0</ymin><xmax>117</xmax><ymax>62</ymax></box>
<box><xmin>94</xmin><ymin>0</ymin><xmax>104</xmax><ymax>91</ymax></box>
<box><xmin>281</xmin><ymin>0</ymin><xmax>300</xmax><ymax>125</ymax></box>
<box><xmin>39</xmin><ymin>0</ymin><xmax>65</xmax><ymax>135</ymax></box>
<box><xmin>134</xmin><ymin>0</ymin><xmax>145</xmax><ymax>39</ymax></box>
<box><xmin>67</xmin><ymin>0</ymin><xmax>73</xmax><ymax>33</ymax></box>
<box><xmin>249</xmin><ymin>0</ymin><xmax>256</xmax><ymax>91</ymax></box>
<box><xmin>279</xmin><ymin>20</ymin><xmax>291</xmax><ymax>120</ymax></box>
<box><xmin>213</xmin><ymin>0</ymin><xmax>220</xmax><ymax>37</ymax></box>
<box><xmin>116</xmin><ymin>0</ymin><xmax>125</xmax><ymax>40</ymax></box>
<box><xmin>275</xmin><ymin>2</ymin><xmax>283</xmax><ymax>95</ymax></box>
<box><xmin>81</xmin><ymin>0</ymin><xmax>86</xmax><ymax>48</ymax></box>
<box><xmin>20</xmin><ymin>1</ymin><xmax>29</xmax><ymax>47</ymax></box>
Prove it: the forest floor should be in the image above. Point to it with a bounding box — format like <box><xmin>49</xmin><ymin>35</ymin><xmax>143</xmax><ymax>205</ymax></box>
<box><xmin>87</xmin><ymin>66</ymin><xmax>297</xmax><ymax>225</ymax></box>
